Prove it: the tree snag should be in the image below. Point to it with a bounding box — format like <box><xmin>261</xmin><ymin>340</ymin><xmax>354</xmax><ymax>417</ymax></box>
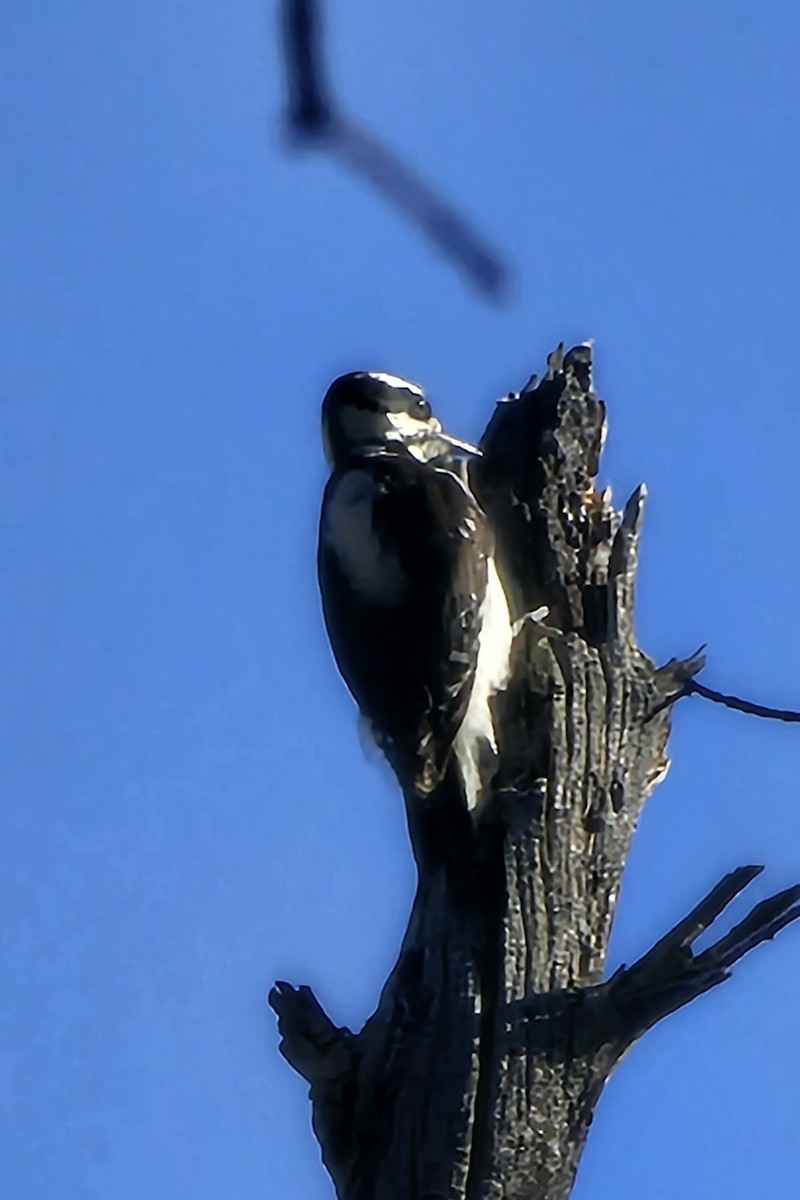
<box><xmin>270</xmin><ymin>345</ymin><xmax>800</xmax><ymax>1199</ymax></box>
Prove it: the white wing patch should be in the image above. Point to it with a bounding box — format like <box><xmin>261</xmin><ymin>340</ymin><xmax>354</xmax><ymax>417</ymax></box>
<box><xmin>453</xmin><ymin>556</ymin><xmax>513</xmax><ymax>810</ymax></box>
<box><xmin>322</xmin><ymin>470</ymin><xmax>408</xmax><ymax>603</ymax></box>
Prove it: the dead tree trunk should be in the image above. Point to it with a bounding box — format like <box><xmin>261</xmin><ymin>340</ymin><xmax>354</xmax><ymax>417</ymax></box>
<box><xmin>271</xmin><ymin>345</ymin><xmax>800</xmax><ymax>1199</ymax></box>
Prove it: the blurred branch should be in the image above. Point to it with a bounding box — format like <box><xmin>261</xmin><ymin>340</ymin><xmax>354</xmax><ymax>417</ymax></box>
<box><xmin>281</xmin><ymin>0</ymin><xmax>332</xmax><ymax>136</ymax></box>
<box><xmin>279</xmin><ymin>0</ymin><xmax>510</xmax><ymax>301</ymax></box>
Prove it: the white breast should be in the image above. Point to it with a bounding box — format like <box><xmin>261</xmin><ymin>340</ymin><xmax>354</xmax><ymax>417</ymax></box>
<box><xmin>453</xmin><ymin>556</ymin><xmax>513</xmax><ymax>811</ymax></box>
<box><xmin>322</xmin><ymin>470</ymin><xmax>408</xmax><ymax>604</ymax></box>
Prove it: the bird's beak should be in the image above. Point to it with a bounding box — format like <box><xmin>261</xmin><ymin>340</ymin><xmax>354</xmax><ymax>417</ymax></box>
<box><xmin>434</xmin><ymin>431</ymin><xmax>483</xmax><ymax>457</ymax></box>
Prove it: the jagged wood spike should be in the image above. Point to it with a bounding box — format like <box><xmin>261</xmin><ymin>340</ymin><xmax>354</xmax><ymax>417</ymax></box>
<box><xmin>632</xmin><ymin>865</ymin><xmax>764</xmax><ymax>969</ymax></box>
<box><xmin>698</xmin><ymin>887</ymin><xmax>800</xmax><ymax>969</ymax></box>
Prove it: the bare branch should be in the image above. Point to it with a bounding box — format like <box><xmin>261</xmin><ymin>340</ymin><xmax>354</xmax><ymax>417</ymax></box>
<box><xmin>329</xmin><ymin>118</ymin><xmax>509</xmax><ymax>299</ymax></box>
<box><xmin>278</xmin><ymin>0</ymin><xmax>510</xmax><ymax>300</ymax></box>
<box><xmin>281</xmin><ymin>0</ymin><xmax>332</xmax><ymax>136</ymax></box>
<box><xmin>609</xmin><ymin>868</ymin><xmax>800</xmax><ymax>1044</ymax></box>
<box><xmin>633</xmin><ymin>865</ymin><xmax>763</xmax><ymax>968</ymax></box>
<box><xmin>648</xmin><ymin>664</ymin><xmax>800</xmax><ymax>725</ymax></box>
<box><xmin>268</xmin><ymin>981</ymin><xmax>355</xmax><ymax>1084</ymax></box>
<box><xmin>697</xmin><ymin>885</ymin><xmax>800</xmax><ymax>971</ymax></box>
<box><xmin>686</xmin><ymin>678</ymin><xmax>800</xmax><ymax>724</ymax></box>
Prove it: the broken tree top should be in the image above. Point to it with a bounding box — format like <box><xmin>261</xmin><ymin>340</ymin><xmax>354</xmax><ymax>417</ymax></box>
<box><xmin>272</xmin><ymin>345</ymin><xmax>799</xmax><ymax>1200</ymax></box>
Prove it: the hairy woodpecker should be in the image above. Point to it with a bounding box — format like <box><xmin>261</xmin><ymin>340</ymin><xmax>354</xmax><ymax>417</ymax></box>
<box><xmin>317</xmin><ymin>371</ymin><xmax>514</xmax><ymax>818</ymax></box>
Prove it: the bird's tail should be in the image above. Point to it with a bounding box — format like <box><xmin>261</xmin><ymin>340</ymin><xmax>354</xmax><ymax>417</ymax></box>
<box><xmin>403</xmin><ymin>760</ymin><xmax>476</xmax><ymax>902</ymax></box>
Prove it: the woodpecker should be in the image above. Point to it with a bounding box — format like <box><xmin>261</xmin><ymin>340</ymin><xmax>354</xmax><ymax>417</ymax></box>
<box><xmin>317</xmin><ymin>371</ymin><xmax>515</xmax><ymax>822</ymax></box>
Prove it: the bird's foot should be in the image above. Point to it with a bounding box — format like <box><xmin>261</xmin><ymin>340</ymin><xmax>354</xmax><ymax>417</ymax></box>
<box><xmin>511</xmin><ymin>606</ymin><xmax>562</xmax><ymax>641</ymax></box>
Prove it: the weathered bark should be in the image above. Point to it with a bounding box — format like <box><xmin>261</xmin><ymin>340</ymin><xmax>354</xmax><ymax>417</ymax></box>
<box><xmin>271</xmin><ymin>345</ymin><xmax>800</xmax><ymax>1199</ymax></box>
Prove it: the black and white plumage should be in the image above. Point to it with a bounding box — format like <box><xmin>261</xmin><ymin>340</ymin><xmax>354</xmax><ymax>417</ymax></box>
<box><xmin>317</xmin><ymin>371</ymin><xmax>514</xmax><ymax>814</ymax></box>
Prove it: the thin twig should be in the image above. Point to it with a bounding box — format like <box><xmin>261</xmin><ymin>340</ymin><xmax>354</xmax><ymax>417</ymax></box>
<box><xmin>647</xmin><ymin>676</ymin><xmax>800</xmax><ymax>724</ymax></box>
<box><xmin>687</xmin><ymin>679</ymin><xmax>800</xmax><ymax>724</ymax></box>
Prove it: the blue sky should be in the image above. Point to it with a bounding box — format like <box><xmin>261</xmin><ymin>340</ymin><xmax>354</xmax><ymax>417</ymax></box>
<box><xmin>3</xmin><ymin>2</ymin><xmax>800</xmax><ymax>1197</ymax></box>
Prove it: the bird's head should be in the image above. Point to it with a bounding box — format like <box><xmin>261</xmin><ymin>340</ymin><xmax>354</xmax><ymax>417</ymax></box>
<box><xmin>321</xmin><ymin>372</ymin><xmax>480</xmax><ymax>469</ymax></box>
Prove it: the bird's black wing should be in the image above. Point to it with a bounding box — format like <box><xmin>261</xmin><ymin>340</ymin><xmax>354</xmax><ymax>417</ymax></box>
<box><xmin>318</xmin><ymin>454</ymin><xmax>491</xmax><ymax>794</ymax></box>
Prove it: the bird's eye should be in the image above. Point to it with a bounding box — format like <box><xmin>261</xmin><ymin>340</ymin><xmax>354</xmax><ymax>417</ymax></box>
<box><xmin>352</xmin><ymin>390</ymin><xmax>380</xmax><ymax>412</ymax></box>
<box><xmin>414</xmin><ymin>398</ymin><xmax>432</xmax><ymax>420</ymax></box>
